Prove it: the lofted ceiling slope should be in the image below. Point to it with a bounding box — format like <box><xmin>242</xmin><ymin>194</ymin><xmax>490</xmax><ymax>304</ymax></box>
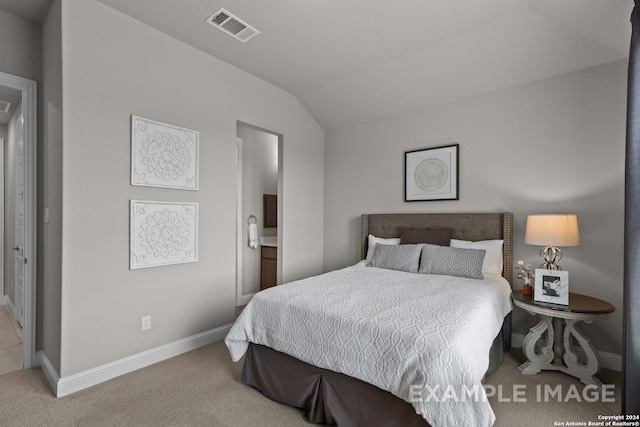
<box><xmin>95</xmin><ymin>0</ymin><xmax>631</xmax><ymax>130</ymax></box>
<box><xmin>2</xmin><ymin>0</ymin><xmax>633</xmax><ymax>130</ymax></box>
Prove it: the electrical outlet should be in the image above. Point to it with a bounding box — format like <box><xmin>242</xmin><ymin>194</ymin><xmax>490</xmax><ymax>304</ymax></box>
<box><xmin>141</xmin><ymin>315</ymin><xmax>151</xmax><ymax>331</ymax></box>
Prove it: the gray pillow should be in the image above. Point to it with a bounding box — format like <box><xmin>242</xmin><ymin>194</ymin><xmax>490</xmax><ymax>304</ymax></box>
<box><xmin>371</xmin><ymin>244</ymin><xmax>422</xmax><ymax>273</ymax></box>
<box><xmin>418</xmin><ymin>244</ymin><xmax>485</xmax><ymax>279</ymax></box>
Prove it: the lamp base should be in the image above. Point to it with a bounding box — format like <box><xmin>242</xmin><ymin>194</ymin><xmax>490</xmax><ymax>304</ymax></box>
<box><xmin>540</xmin><ymin>246</ymin><xmax>562</xmax><ymax>270</ymax></box>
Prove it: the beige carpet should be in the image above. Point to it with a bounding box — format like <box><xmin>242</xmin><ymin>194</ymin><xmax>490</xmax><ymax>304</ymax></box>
<box><xmin>488</xmin><ymin>349</ymin><xmax>621</xmax><ymax>427</ymax></box>
<box><xmin>0</xmin><ymin>341</ymin><xmax>621</xmax><ymax>427</ymax></box>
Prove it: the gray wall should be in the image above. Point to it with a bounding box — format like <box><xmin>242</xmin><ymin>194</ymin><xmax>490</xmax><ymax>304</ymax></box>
<box><xmin>0</xmin><ymin>5</ymin><xmax>45</xmax><ymax>356</ymax></box>
<box><xmin>40</xmin><ymin>0</ymin><xmax>63</xmax><ymax>373</ymax></box>
<box><xmin>0</xmin><ymin>10</ymin><xmax>41</xmax><ymax>83</ymax></box>
<box><xmin>324</xmin><ymin>60</ymin><xmax>626</xmax><ymax>355</ymax></box>
<box><xmin>57</xmin><ymin>0</ymin><xmax>323</xmax><ymax>377</ymax></box>
<box><xmin>0</xmin><ymin>7</ymin><xmax>41</xmax><ymax>312</ymax></box>
<box><xmin>237</xmin><ymin>124</ymin><xmax>278</xmax><ymax>297</ymax></box>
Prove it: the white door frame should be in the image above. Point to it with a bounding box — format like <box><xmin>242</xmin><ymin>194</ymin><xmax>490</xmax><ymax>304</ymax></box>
<box><xmin>14</xmin><ymin>112</ymin><xmax>25</xmax><ymax>326</ymax></box>
<box><xmin>0</xmin><ymin>71</ymin><xmax>37</xmax><ymax>369</ymax></box>
<box><xmin>235</xmin><ymin>137</ymin><xmax>256</xmax><ymax>306</ymax></box>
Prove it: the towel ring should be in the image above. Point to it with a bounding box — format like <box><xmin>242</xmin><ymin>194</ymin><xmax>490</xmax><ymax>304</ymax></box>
<box><xmin>247</xmin><ymin>215</ymin><xmax>257</xmax><ymax>225</ymax></box>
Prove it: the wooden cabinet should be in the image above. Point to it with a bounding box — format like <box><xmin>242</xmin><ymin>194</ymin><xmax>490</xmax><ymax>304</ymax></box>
<box><xmin>261</xmin><ymin>246</ymin><xmax>277</xmax><ymax>290</ymax></box>
<box><xmin>263</xmin><ymin>194</ymin><xmax>277</xmax><ymax>228</ymax></box>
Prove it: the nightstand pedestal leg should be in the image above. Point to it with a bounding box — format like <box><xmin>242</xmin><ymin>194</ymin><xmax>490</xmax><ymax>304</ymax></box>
<box><xmin>518</xmin><ymin>314</ymin><xmax>555</xmax><ymax>375</ymax></box>
<box><xmin>518</xmin><ymin>314</ymin><xmax>603</xmax><ymax>385</ymax></box>
<box><xmin>561</xmin><ymin>319</ymin><xmax>602</xmax><ymax>386</ymax></box>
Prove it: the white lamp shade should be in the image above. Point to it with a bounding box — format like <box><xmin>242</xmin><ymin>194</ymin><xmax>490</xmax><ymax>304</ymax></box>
<box><xmin>524</xmin><ymin>214</ymin><xmax>580</xmax><ymax>247</ymax></box>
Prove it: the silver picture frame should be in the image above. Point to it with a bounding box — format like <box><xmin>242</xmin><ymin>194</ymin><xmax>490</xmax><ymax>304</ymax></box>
<box><xmin>534</xmin><ymin>269</ymin><xmax>569</xmax><ymax>305</ymax></box>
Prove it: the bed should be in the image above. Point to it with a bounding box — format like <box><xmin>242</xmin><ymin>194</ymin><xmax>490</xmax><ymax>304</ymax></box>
<box><xmin>226</xmin><ymin>212</ymin><xmax>513</xmax><ymax>427</ymax></box>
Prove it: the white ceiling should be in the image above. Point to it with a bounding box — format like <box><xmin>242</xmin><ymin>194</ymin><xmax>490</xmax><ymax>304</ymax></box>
<box><xmin>0</xmin><ymin>85</ymin><xmax>21</xmax><ymax>126</ymax></box>
<box><xmin>1</xmin><ymin>1</ymin><xmax>633</xmax><ymax>130</ymax></box>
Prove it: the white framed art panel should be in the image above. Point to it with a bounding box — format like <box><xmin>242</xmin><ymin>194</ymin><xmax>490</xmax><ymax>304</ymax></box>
<box><xmin>534</xmin><ymin>269</ymin><xmax>569</xmax><ymax>305</ymax></box>
<box><xmin>130</xmin><ymin>200</ymin><xmax>198</xmax><ymax>269</ymax></box>
<box><xmin>131</xmin><ymin>115</ymin><xmax>199</xmax><ymax>190</ymax></box>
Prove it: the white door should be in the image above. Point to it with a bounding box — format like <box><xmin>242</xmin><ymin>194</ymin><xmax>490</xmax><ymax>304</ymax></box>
<box><xmin>0</xmin><ymin>71</ymin><xmax>36</xmax><ymax>369</ymax></box>
<box><xmin>14</xmin><ymin>114</ymin><xmax>25</xmax><ymax>326</ymax></box>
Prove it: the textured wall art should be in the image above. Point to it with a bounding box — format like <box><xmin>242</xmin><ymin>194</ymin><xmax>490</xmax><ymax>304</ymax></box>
<box><xmin>131</xmin><ymin>116</ymin><xmax>199</xmax><ymax>190</ymax></box>
<box><xmin>404</xmin><ymin>144</ymin><xmax>459</xmax><ymax>202</ymax></box>
<box><xmin>130</xmin><ymin>200</ymin><xmax>198</xmax><ymax>269</ymax></box>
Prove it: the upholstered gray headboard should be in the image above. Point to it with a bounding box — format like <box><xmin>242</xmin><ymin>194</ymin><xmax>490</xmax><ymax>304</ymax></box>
<box><xmin>361</xmin><ymin>212</ymin><xmax>514</xmax><ymax>286</ymax></box>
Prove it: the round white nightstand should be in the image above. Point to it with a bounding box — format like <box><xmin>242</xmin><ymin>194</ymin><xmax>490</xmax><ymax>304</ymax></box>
<box><xmin>511</xmin><ymin>290</ymin><xmax>615</xmax><ymax>386</ymax></box>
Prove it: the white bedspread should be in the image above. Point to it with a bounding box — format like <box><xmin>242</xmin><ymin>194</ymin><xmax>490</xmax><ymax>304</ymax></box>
<box><xmin>225</xmin><ymin>263</ymin><xmax>512</xmax><ymax>427</ymax></box>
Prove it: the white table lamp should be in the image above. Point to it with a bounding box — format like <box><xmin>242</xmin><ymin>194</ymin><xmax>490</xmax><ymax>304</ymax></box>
<box><xmin>524</xmin><ymin>214</ymin><xmax>580</xmax><ymax>270</ymax></box>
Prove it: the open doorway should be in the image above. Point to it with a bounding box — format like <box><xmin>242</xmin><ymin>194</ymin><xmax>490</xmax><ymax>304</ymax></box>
<box><xmin>0</xmin><ymin>71</ymin><xmax>37</xmax><ymax>373</ymax></box>
<box><xmin>236</xmin><ymin>122</ymin><xmax>282</xmax><ymax>310</ymax></box>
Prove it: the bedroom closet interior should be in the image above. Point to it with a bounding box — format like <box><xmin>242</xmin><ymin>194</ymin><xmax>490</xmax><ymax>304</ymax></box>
<box><xmin>236</xmin><ymin>123</ymin><xmax>281</xmax><ymax>309</ymax></box>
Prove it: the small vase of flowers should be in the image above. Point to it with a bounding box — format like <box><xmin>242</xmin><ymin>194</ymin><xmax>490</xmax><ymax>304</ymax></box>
<box><xmin>516</xmin><ymin>260</ymin><xmax>534</xmax><ymax>297</ymax></box>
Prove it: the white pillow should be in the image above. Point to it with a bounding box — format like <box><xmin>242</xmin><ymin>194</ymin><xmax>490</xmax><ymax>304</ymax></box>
<box><xmin>366</xmin><ymin>234</ymin><xmax>401</xmax><ymax>263</ymax></box>
<box><xmin>450</xmin><ymin>239</ymin><xmax>504</xmax><ymax>275</ymax></box>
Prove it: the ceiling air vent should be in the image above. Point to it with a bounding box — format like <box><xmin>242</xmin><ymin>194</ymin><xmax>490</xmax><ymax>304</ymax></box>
<box><xmin>206</xmin><ymin>8</ymin><xmax>259</xmax><ymax>43</ymax></box>
<box><xmin>0</xmin><ymin>101</ymin><xmax>10</xmax><ymax>114</ymax></box>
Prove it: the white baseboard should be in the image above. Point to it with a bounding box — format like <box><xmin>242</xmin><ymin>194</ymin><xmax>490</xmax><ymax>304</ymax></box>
<box><xmin>39</xmin><ymin>323</ymin><xmax>234</xmax><ymax>398</ymax></box>
<box><xmin>511</xmin><ymin>333</ymin><xmax>621</xmax><ymax>372</ymax></box>
<box><xmin>4</xmin><ymin>295</ymin><xmax>17</xmax><ymax>320</ymax></box>
<box><xmin>37</xmin><ymin>350</ymin><xmax>59</xmax><ymax>393</ymax></box>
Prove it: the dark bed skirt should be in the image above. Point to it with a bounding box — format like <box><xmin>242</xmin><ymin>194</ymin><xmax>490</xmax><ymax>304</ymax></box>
<box><xmin>242</xmin><ymin>343</ymin><xmax>431</xmax><ymax>426</ymax></box>
<box><xmin>241</xmin><ymin>324</ymin><xmax>506</xmax><ymax>426</ymax></box>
